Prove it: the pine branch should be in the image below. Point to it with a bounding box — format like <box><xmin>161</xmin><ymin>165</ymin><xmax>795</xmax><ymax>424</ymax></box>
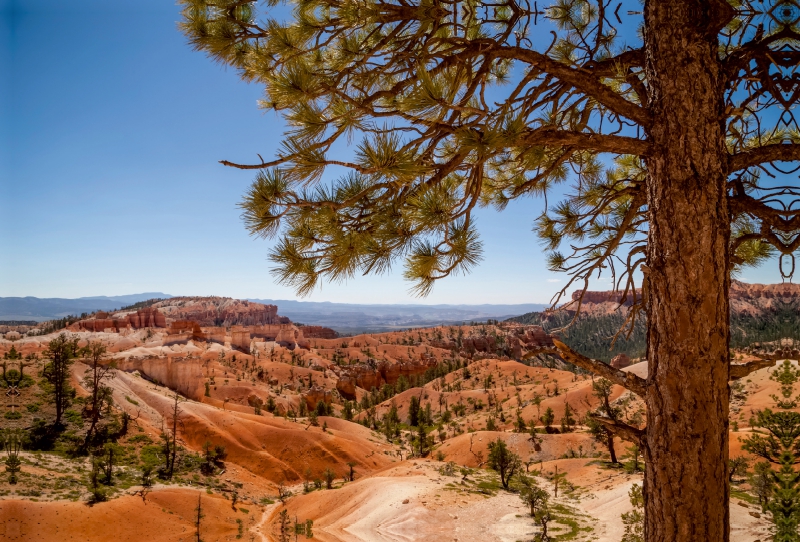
<box><xmin>728</xmin><ymin>143</ymin><xmax>800</xmax><ymax>173</ymax></box>
<box><xmin>519</xmin><ymin>130</ymin><xmax>650</xmax><ymax>158</ymax></box>
<box><xmin>494</xmin><ymin>46</ymin><xmax>652</xmax><ymax>127</ymax></box>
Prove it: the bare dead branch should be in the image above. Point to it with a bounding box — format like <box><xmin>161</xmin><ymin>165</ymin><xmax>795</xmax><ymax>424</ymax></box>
<box><xmin>525</xmin><ymin>339</ymin><xmax>647</xmax><ymax>396</ymax></box>
<box><xmin>588</xmin><ymin>413</ymin><xmax>645</xmax><ymax>446</ymax></box>
<box><xmin>730</xmin><ymin>357</ymin><xmax>776</xmax><ymax>380</ymax></box>
<box><xmin>469</xmin><ymin>433</ymin><xmax>486</xmax><ymax>467</ymax></box>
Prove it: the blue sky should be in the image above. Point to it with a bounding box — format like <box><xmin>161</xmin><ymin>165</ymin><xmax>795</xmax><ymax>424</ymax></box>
<box><xmin>0</xmin><ymin>1</ymin><xmax>787</xmax><ymax>304</ymax></box>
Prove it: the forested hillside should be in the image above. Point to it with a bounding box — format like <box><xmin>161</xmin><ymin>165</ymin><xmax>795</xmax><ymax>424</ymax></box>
<box><xmin>508</xmin><ymin>299</ymin><xmax>800</xmax><ymax>363</ymax></box>
<box><xmin>507</xmin><ymin>311</ymin><xmax>646</xmax><ymax>363</ymax></box>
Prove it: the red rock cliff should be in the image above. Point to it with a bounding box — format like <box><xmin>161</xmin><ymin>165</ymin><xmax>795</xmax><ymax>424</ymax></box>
<box><xmin>153</xmin><ymin>297</ymin><xmax>286</xmax><ymax>327</ymax></box>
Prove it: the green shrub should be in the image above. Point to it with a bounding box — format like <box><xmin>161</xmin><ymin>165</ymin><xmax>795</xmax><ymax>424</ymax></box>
<box><xmin>63</xmin><ymin>409</ymin><xmax>83</xmax><ymax>425</ymax></box>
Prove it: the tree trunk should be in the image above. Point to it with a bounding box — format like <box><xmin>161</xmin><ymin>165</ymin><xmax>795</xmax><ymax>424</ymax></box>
<box><xmin>83</xmin><ymin>365</ymin><xmax>101</xmax><ymax>449</ymax></box>
<box><xmin>643</xmin><ymin>2</ymin><xmax>733</xmax><ymax>541</ymax></box>
<box><xmin>607</xmin><ymin>433</ymin><xmax>617</xmax><ymax>464</ymax></box>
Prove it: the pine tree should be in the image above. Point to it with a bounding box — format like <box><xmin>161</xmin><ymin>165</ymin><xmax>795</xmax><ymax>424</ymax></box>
<box><xmin>487</xmin><ymin>438</ymin><xmax>520</xmax><ymax>489</ymax></box>
<box><xmin>588</xmin><ymin>378</ymin><xmax>622</xmax><ymax>464</ymax></box>
<box><xmin>80</xmin><ymin>342</ymin><xmax>116</xmax><ymax>450</ymax></box>
<box><xmin>560</xmin><ymin>402</ymin><xmax>576</xmax><ymax>433</ymax></box>
<box><xmin>160</xmin><ymin>392</ymin><xmax>184</xmax><ymax>479</ymax></box>
<box><xmin>180</xmin><ymin>3</ymin><xmax>800</xmax><ymax>538</ymax></box>
<box><xmin>540</xmin><ymin>407</ymin><xmax>555</xmax><ymax>432</ymax></box>
<box><xmin>324</xmin><ymin>467</ymin><xmax>335</xmax><ymax>489</ymax></box>
<box><xmin>42</xmin><ymin>333</ymin><xmax>80</xmax><ymax>427</ymax></box>
<box><xmin>518</xmin><ymin>475</ymin><xmax>549</xmax><ymax>518</ymax></box>
<box><xmin>743</xmin><ymin>360</ymin><xmax>800</xmax><ymax>540</ymax></box>
<box><xmin>622</xmin><ymin>483</ymin><xmax>645</xmax><ymax>542</ymax></box>
<box><xmin>279</xmin><ymin>509</ymin><xmax>291</xmax><ymax>542</ymax></box>
<box><xmin>408</xmin><ymin>395</ymin><xmax>421</xmax><ymax>427</ymax></box>
<box><xmin>3</xmin><ymin>430</ymin><xmax>22</xmax><ymax>485</ymax></box>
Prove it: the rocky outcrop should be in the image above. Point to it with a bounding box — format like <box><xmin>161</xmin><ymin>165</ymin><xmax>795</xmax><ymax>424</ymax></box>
<box><xmin>0</xmin><ymin>324</ymin><xmax>36</xmax><ymax>334</ymax></box>
<box><xmin>517</xmin><ymin>325</ymin><xmax>555</xmax><ymax>347</ymax></box>
<box><xmin>333</xmin><ymin>354</ymin><xmax>441</xmax><ymax>398</ymax></box>
<box><xmin>336</xmin><ymin>365</ymin><xmax>384</xmax><ymax>399</ymax></box>
<box><xmin>114</xmin><ymin>356</ymin><xmax>206</xmax><ymax>400</ymax></box>
<box><xmin>302</xmin><ymin>386</ymin><xmax>333</xmax><ymax>409</ymax></box>
<box><xmin>729</xmin><ymin>280</ymin><xmax>800</xmax><ymax>315</ymax></box>
<box><xmin>127</xmin><ymin>307</ymin><xmax>167</xmax><ymax>328</ymax></box>
<box><xmin>571</xmin><ymin>289</ymin><xmax>641</xmax><ymax>306</ymax></box>
<box><xmin>429</xmin><ymin>325</ymin><xmax>554</xmax><ymax>360</ymax></box>
<box><xmin>152</xmin><ymin>297</ymin><xmax>286</xmax><ymax>327</ymax></box>
<box><xmin>230</xmin><ymin>323</ymin><xmax>309</xmax><ymax>352</ymax></box>
<box><xmin>68</xmin><ymin>308</ymin><xmax>167</xmax><ymax>332</ymax></box>
<box><xmin>569</xmin><ymin>281</ymin><xmax>800</xmax><ymax>317</ymax></box>
<box><xmin>299</xmin><ymin>326</ymin><xmax>338</xmax><ymax>339</ymax></box>
<box><xmin>462</xmin><ymin>335</ymin><xmax>496</xmax><ymax>353</ymax></box>
<box><xmin>379</xmin><ymin>356</ymin><xmax>439</xmax><ymax>386</ymax></box>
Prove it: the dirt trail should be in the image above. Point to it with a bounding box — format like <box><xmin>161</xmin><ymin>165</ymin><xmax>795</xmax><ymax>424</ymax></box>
<box><xmin>255</xmin><ymin>458</ymin><xmax>775</xmax><ymax>542</ymax></box>
<box><xmin>256</xmin><ymin>462</ymin><xmax>545</xmax><ymax>542</ymax></box>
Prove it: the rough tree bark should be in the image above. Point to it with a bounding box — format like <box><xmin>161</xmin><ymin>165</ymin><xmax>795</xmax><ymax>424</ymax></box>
<box><xmin>643</xmin><ymin>2</ymin><xmax>733</xmax><ymax>540</ymax></box>
<box><xmin>607</xmin><ymin>433</ymin><xmax>617</xmax><ymax>465</ymax></box>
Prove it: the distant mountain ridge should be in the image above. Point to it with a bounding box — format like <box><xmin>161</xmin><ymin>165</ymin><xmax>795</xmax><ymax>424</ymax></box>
<box><xmin>0</xmin><ymin>293</ymin><xmax>173</xmax><ymax>321</ymax></box>
<box><xmin>0</xmin><ymin>294</ymin><xmax>547</xmax><ymax>331</ymax></box>
<box><xmin>247</xmin><ymin>298</ymin><xmax>549</xmax><ymax>333</ymax></box>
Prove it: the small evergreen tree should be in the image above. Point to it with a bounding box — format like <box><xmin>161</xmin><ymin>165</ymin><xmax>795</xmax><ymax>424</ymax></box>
<box><xmin>518</xmin><ymin>475</ymin><xmax>549</xmax><ymax>517</ymax></box>
<box><xmin>324</xmin><ymin>467</ymin><xmax>335</xmax><ymax>489</ymax></box>
<box><xmin>201</xmin><ymin>441</ymin><xmax>227</xmax><ymax>475</ymax></box>
<box><xmin>728</xmin><ymin>456</ymin><xmax>749</xmax><ymax>482</ymax></box>
<box><xmin>279</xmin><ymin>509</ymin><xmax>291</xmax><ymax>542</ymax></box>
<box><xmin>540</xmin><ymin>408</ymin><xmax>555</xmax><ymax>432</ymax></box>
<box><xmin>560</xmin><ymin>402</ymin><xmax>576</xmax><ymax>433</ymax></box>
<box><xmin>3</xmin><ymin>430</ymin><xmax>22</xmax><ymax>485</ymax></box>
<box><xmin>487</xmin><ymin>438</ymin><xmax>520</xmax><ymax>489</ymax></box>
<box><xmin>743</xmin><ymin>360</ymin><xmax>800</xmax><ymax>539</ymax></box>
<box><xmin>416</xmin><ymin>424</ymin><xmax>430</xmax><ymax>457</ymax></box>
<box><xmin>88</xmin><ymin>458</ymin><xmax>107</xmax><ymax>504</ymax></box>
<box><xmin>99</xmin><ymin>442</ymin><xmax>121</xmax><ymax>485</ymax></box>
<box><xmin>515</xmin><ymin>411</ymin><xmax>527</xmax><ymax>433</ymax></box>
<box><xmin>621</xmin><ymin>483</ymin><xmax>644</xmax><ymax>542</ymax></box>
<box><xmin>750</xmin><ymin>461</ymin><xmax>773</xmax><ymax>512</ymax></box>
<box><xmin>408</xmin><ymin>396</ymin><xmax>421</xmax><ymax>427</ymax></box>
<box><xmin>625</xmin><ymin>445</ymin><xmax>643</xmax><ymax>474</ymax></box>
<box><xmin>42</xmin><ymin>333</ymin><xmax>80</xmax><ymax>427</ymax></box>
<box><xmin>343</xmin><ymin>400</ymin><xmax>353</xmax><ymax>421</ymax></box>
<box><xmin>80</xmin><ymin>342</ymin><xmax>116</xmax><ymax>450</ymax></box>
<box><xmin>534</xmin><ymin>505</ymin><xmax>552</xmax><ymax>542</ymax></box>
<box><xmin>589</xmin><ymin>378</ymin><xmax>622</xmax><ymax>464</ymax></box>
